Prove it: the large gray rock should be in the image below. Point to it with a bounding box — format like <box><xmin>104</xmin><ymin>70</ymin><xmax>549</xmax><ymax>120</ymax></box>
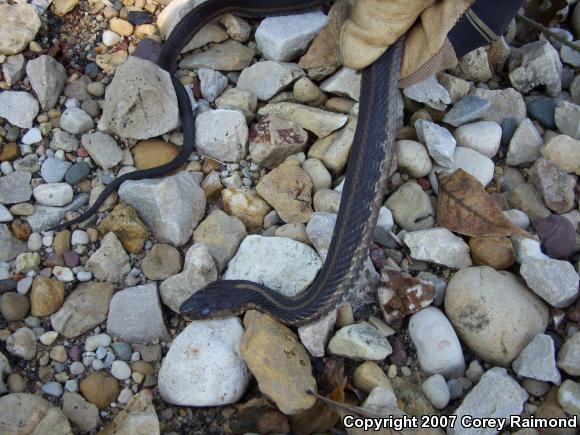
<box><xmin>159</xmin><ymin>318</ymin><xmax>250</xmax><ymax>406</ymax></box>
<box><xmin>471</xmin><ymin>87</ymin><xmax>526</xmax><ymax>124</ymax></box>
<box><xmin>0</xmin><ymin>394</ymin><xmax>51</xmax><ymax>435</ymax></box>
<box><xmin>0</xmin><ymin>171</ymin><xmax>32</xmax><ymax>204</ymax></box>
<box><xmin>237</xmin><ymin>61</ymin><xmax>304</xmax><ymax>101</ymax></box>
<box><xmin>119</xmin><ymin>171</ymin><xmax>206</xmax><ymax>246</ymax></box>
<box><xmin>508</xmin><ymin>40</ymin><xmax>562</xmax><ymax>97</ymax></box>
<box><xmin>59</xmin><ymin>108</ymin><xmax>94</xmax><ymax>135</ymax></box>
<box><xmin>81</xmin><ymin>132</ymin><xmax>123</xmax><ymax>169</ymax></box>
<box><xmin>25</xmin><ymin>193</ymin><xmax>88</xmax><ymax>232</ymax></box>
<box><xmin>224</xmin><ymin>235</ymin><xmax>322</xmax><ymax>297</ymax></box>
<box><xmin>554</xmin><ymin>100</ymin><xmax>580</xmax><ymax>139</ymax></box>
<box><xmin>450</xmin><ymin>368</ymin><xmax>528</xmax><ymax>435</ymax></box>
<box><xmin>0</xmin><ymin>4</ymin><xmax>41</xmax><ymax>55</ymax></box>
<box><xmin>255</xmin><ymin>11</ymin><xmax>327</xmax><ymax>61</ymax></box>
<box><xmin>0</xmin><ymin>224</ymin><xmax>27</xmax><ymax>262</ymax></box>
<box><xmin>26</xmin><ymin>55</ymin><xmax>67</xmax><ymax>110</ymax></box>
<box><xmin>453</xmin><ymin>121</ymin><xmax>501</xmax><ymax>158</ymax></box>
<box><xmin>385</xmin><ymin>181</ymin><xmax>435</xmax><ymax>231</ymax></box>
<box><xmin>107</xmin><ymin>283</ymin><xmax>169</xmax><ymax>344</ymax></box>
<box><xmin>0</xmin><ymin>91</ymin><xmax>39</xmax><ymax>128</ymax></box>
<box><xmin>445</xmin><ymin>267</ymin><xmax>549</xmax><ymax>366</ymax></box>
<box><xmin>520</xmin><ymin>259</ymin><xmax>579</xmax><ymax>308</ymax></box>
<box><xmin>512</xmin><ymin>334</ymin><xmax>561</xmax><ymax>384</ymax></box>
<box><xmin>99</xmin><ymin>56</ymin><xmax>179</xmax><ymax>139</ymax></box>
<box><xmin>159</xmin><ymin>244</ymin><xmax>217</xmax><ymax>313</ymax></box>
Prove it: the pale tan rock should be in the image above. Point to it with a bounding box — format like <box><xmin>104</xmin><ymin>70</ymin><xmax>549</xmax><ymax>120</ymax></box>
<box><xmin>0</xmin><ymin>4</ymin><xmax>41</xmax><ymax>55</ymax></box>
<box><xmin>85</xmin><ymin>232</ymin><xmax>130</xmax><ymax>283</ymax></box>
<box><xmin>109</xmin><ymin>18</ymin><xmax>134</xmax><ymax>37</ymax></box>
<box><xmin>541</xmin><ymin>134</ymin><xmax>580</xmax><ymax>175</ymax></box>
<box><xmin>256</xmin><ymin>160</ymin><xmax>313</xmax><ymax>224</ymax></box>
<box><xmin>353</xmin><ymin>361</ymin><xmax>393</xmax><ymax>393</ymax></box>
<box><xmin>99</xmin><ymin>391</ymin><xmax>159</xmax><ymax>435</ymax></box>
<box><xmin>179</xmin><ymin>40</ymin><xmax>253</xmax><ymax>71</ymax></box>
<box><xmin>182</xmin><ymin>22</ymin><xmax>228</xmax><ymax>52</ymax></box>
<box><xmin>0</xmin><ymin>393</ymin><xmax>51</xmax><ymax>434</ymax></box>
<box><xmin>142</xmin><ymin>244</ymin><xmax>182</xmax><ymax>281</ymax></box>
<box><xmin>258</xmin><ymin>102</ymin><xmax>348</xmax><ymax>138</ymax></box>
<box><xmin>52</xmin><ymin>0</ymin><xmax>79</xmax><ymax>17</ymax></box>
<box><xmin>241</xmin><ymin>311</ymin><xmax>316</xmax><ymax>415</ymax></box>
<box><xmin>221</xmin><ymin>188</ymin><xmax>271</xmax><ymax>233</ymax></box>
<box><xmin>308</xmin><ymin>117</ymin><xmax>356</xmax><ymax>174</ymax></box>
<box><xmin>274</xmin><ymin>223</ymin><xmax>310</xmax><ymax>245</ymax></box>
<box><xmin>30</xmin><ymin>277</ymin><xmax>65</xmax><ymax>317</ymax></box>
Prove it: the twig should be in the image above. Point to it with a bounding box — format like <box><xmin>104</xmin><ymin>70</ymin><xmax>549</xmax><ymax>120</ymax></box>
<box><xmin>516</xmin><ymin>14</ymin><xmax>580</xmax><ymax>53</ymax></box>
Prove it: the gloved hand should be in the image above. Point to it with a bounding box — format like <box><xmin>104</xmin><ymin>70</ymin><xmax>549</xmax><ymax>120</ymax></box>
<box><xmin>339</xmin><ymin>0</ymin><xmax>525</xmax><ymax>86</ymax></box>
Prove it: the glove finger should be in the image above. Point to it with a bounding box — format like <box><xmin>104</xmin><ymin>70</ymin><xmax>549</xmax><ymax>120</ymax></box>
<box><xmin>340</xmin><ymin>0</ymin><xmax>435</xmax><ymax>70</ymax></box>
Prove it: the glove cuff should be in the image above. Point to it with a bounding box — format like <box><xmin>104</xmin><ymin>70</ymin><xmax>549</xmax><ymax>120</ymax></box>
<box><xmin>399</xmin><ymin>38</ymin><xmax>457</xmax><ymax>87</ymax></box>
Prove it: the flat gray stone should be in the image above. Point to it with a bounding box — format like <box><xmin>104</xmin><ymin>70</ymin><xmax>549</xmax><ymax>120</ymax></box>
<box><xmin>512</xmin><ymin>334</ymin><xmax>561</xmax><ymax>384</ymax></box>
<box><xmin>328</xmin><ymin>323</ymin><xmax>392</xmax><ymax>361</ymax></box>
<box><xmin>41</xmin><ymin>156</ymin><xmax>72</xmax><ymax>183</ymax></box>
<box><xmin>237</xmin><ymin>61</ymin><xmax>304</xmax><ymax>101</ymax></box>
<box><xmin>403</xmin><ymin>75</ymin><xmax>451</xmax><ymax>111</ymax></box>
<box><xmin>85</xmin><ymin>232</ymin><xmax>130</xmax><ymax>283</ymax></box>
<box><xmin>26</xmin><ymin>55</ymin><xmax>67</xmax><ymax>110</ymax></box>
<box><xmin>320</xmin><ymin>67</ymin><xmax>361</xmax><ymax>101</ymax></box>
<box><xmin>0</xmin><ymin>224</ymin><xmax>27</xmax><ymax>262</ymax></box>
<box><xmin>2</xmin><ymin>54</ymin><xmax>25</xmax><ymax>87</ymax></box>
<box><xmin>0</xmin><ymin>91</ymin><xmax>39</xmax><ymax>128</ymax></box>
<box><xmin>0</xmin><ymin>4</ymin><xmax>41</xmax><ymax>55</ymax></box>
<box><xmin>25</xmin><ymin>193</ymin><xmax>88</xmax><ymax>232</ymax></box>
<box><xmin>471</xmin><ymin>87</ymin><xmax>527</xmax><ymax>124</ymax></box>
<box><xmin>520</xmin><ymin>259</ymin><xmax>579</xmax><ymax>308</ymax></box>
<box><xmin>195</xmin><ymin>109</ymin><xmax>248</xmax><ymax>162</ymax></box>
<box><xmin>59</xmin><ymin>108</ymin><xmax>94</xmax><ymax>135</ymax></box>
<box><xmin>508</xmin><ymin>40</ymin><xmax>562</xmax><ymax>97</ymax></box>
<box><xmin>443</xmin><ymin>95</ymin><xmax>490</xmax><ymax>127</ymax></box>
<box><xmin>0</xmin><ymin>171</ymin><xmax>31</xmax><ymax>204</ymax></box>
<box><xmin>415</xmin><ymin>120</ymin><xmax>456</xmax><ymax>168</ymax></box>
<box><xmin>404</xmin><ymin>228</ymin><xmax>472</xmax><ymax>269</ymax></box>
<box><xmin>107</xmin><ymin>283</ymin><xmax>169</xmax><ymax>344</ymax></box>
<box><xmin>557</xmin><ymin>331</ymin><xmax>580</xmax><ymax>376</ymax></box>
<box><xmin>555</xmin><ymin>100</ymin><xmax>580</xmax><ymax>139</ymax></box>
<box><xmin>80</xmin><ymin>132</ymin><xmax>123</xmax><ymax>169</ymax></box>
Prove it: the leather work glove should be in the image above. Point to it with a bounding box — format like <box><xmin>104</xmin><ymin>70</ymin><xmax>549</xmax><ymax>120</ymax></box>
<box><xmin>339</xmin><ymin>0</ymin><xmax>526</xmax><ymax>86</ymax></box>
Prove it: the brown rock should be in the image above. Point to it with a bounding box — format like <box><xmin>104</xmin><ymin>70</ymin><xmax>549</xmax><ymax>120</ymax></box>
<box><xmin>0</xmin><ymin>292</ymin><xmax>30</xmax><ymax>321</ymax></box>
<box><xmin>30</xmin><ymin>276</ymin><xmax>65</xmax><ymax>317</ymax></box>
<box><xmin>80</xmin><ymin>372</ymin><xmax>120</xmax><ymax>410</ymax></box>
<box><xmin>141</xmin><ymin>244</ymin><xmax>182</xmax><ymax>280</ymax></box>
<box><xmin>11</xmin><ymin>219</ymin><xmax>31</xmax><ymax>241</ymax></box>
<box><xmin>201</xmin><ymin>171</ymin><xmax>223</xmax><ymax>200</ymax></box>
<box><xmin>0</xmin><ymin>143</ymin><xmax>20</xmax><ymax>161</ymax></box>
<box><xmin>131</xmin><ymin>139</ymin><xmax>181</xmax><ymax>171</ymax></box>
<box><xmin>378</xmin><ymin>270</ymin><xmax>435</xmax><ymax>324</ymax></box>
<box><xmin>201</xmin><ymin>158</ymin><xmax>221</xmax><ymax>174</ymax></box>
<box><xmin>256</xmin><ymin>160</ymin><xmax>313</xmax><ymax>224</ymax></box>
<box><xmin>469</xmin><ymin>236</ymin><xmax>516</xmax><ymax>269</ymax></box>
<box><xmin>241</xmin><ymin>310</ymin><xmax>316</xmax><ymax>415</ymax></box>
<box><xmin>221</xmin><ymin>188</ymin><xmax>271</xmax><ymax>233</ymax></box>
<box><xmin>249</xmin><ymin>115</ymin><xmax>308</xmax><ymax>168</ymax></box>
<box><xmin>52</xmin><ymin>230</ymin><xmax>71</xmax><ymax>255</ymax></box>
<box><xmin>97</xmin><ymin>203</ymin><xmax>149</xmax><ymax>253</ymax></box>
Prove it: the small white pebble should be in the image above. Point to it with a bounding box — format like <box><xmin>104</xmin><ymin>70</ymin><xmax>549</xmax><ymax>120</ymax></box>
<box><xmin>16</xmin><ymin>276</ymin><xmax>33</xmax><ymax>295</ymax></box>
<box><xmin>401</xmin><ymin>366</ymin><xmax>412</xmax><ymax>377</ymax></box>
<box><xmin>111</xmin><ymin>360</ymin><xmax>132</xmax><ymax>380</ymax></box>
<box><xmin>422</xmin><ymin>374</ymin><xmax>451</xmax><ymax>410</ymax></box>
<box><xmin>76</xmin><ymin>271</ymin><xmax>93</xmax><ymax>282</ymax></box>
<box><xmin>387</xmin><ymin>364</ymin><xmax>397</xmax><ymax>378</ymax></box>
<box><xmin>70</xmin><ymin>361</ymin><xmax>85</xmax><ymax>375</ymax></box>
<box><xmin>64</xmin><ymin>379</ymin><xmax>79</xmax><ymax>392</ymax></box>
<box><xmin>71</xmin><ymin>230</ymin><xmax>89</xmax><ymax>246</ymax></box>
<box><xmin>1</xmin><ymin>161</ymin><xmax>14</xmax><ymax>175</ymax></box>
<box><xmin>65</xmin><ymin>98</ymin><xmax>80</xmax><ymax>108</ymax></box>
<box><xmin>53</xmin><ymin>266</ymin><xmax>75</xmax><ymax>282</ymax></box>
<box><xmin>39</xmin><ymin>331</ymin><xmax>59</xmax><ymax>345</ymax></box>
<box><xmin>92</xmin><ymin>359</ymin><xmax>105</xmax><ymax>371</ymax></box>
<box><xmin>54</xmin><ymin>150</ymin><xmax>66</xmax><ymax>160</ymax></box>
<box><xmin>117</xmin><ymin>388</ymin><xmax>133</xmax><ymax>404</ymax></box>
<box><xmin>131</xmin><ymin>352</ymin><xmax>140</xmax><ymax>362</ymax></box>
<box><xmin>27</xmin><ymin>233</ymin><xmax>42</xmax><ymax>251</ymax></box>
<box><xmin>96</xmin><ymin>346</ymin><xmax>108</xmax><ymax>360</ymax></box>
<box><xmin>22</xmin><ymin>128</ymin><xmax>42</xmax><ymax>145</ymax></box>
<box><xmin>85</xmin><ymin>333</ymin><xmax>111</xmax><ymax>351</ymax></box>
<box><xmin>42</xmin><ymin>234</ymin><xmax>54</xmax><ymax>247</ymax></box>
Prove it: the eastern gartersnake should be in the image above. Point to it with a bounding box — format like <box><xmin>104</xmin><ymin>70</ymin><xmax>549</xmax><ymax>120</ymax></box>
<box><xmin>53</xmin><ymin>0</ymin><xmax>404</xmax><ymax>325</ymax></box>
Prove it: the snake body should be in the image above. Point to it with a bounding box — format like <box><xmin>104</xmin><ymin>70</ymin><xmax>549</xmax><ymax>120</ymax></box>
<box><xmin>55</xmin><ymin>0</ymin><xmax>404</xmax><ymax>325</ymax></box>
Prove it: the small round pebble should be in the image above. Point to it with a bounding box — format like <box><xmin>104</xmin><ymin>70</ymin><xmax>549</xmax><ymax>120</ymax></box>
<box><xmin>96</xmin><ymin>347</ymin><xmax>108</xmax><ymax>360</ymax></box>
<box><xmin>64</xmin><ymin>379</ymin><xmax>79</xmax><ymax>393</ymax></box>
<box><xmin>42</xmin><ymin>381</ymin><xmax>64</xmax><ymax>397</ymax></box>
<box><xmin>27</xmin><ymin>233</ymin><xmax>42</xmax><ymax>251</ymax></box>
<box><xmin>117</xmin><ymin>388</ymin><xmax>134</xmax><ymax>404</ymax></box>
<box><xmin>70</xmin><ymin>361</ymin><xmax>85</xmax><ymax>375</ymax></box>
<box><xmin>111</xmin><ymin>360</ymin><xmax>132</xmax><ymax>380</ymax></box>
<box><xmin>39</xmin><ymin>331</ymin><xmax>59</xmax><ymax>346</ymax></box>
<box><xmin>76</xmin><ymin>271</ymin><xmax>92</xmax><ymax>282</ymax></box>
<box><xmin>16</xmin><ymin>276</ymin><xmax>33</xmax><ymax>295</ymax></box>
<box><xmin>422</xmin><ymin>374</ymin><xmax>451</xmax><ymax>409</ymax></box>
<box><xmin>71</xmin><ymin>230</ymin><xmax>89</xmax><ymax>246</ymax></box>
<box><xmin>85</xmin><ymin>333</ymin><xmax>111</xmax><ymax>352</ymax></box>
<box><xmin>92</xmin><ymin>359</ymin><xmax>105</xmax><ymax>371</ymax></box>
<box><xmin>65</xmin><ymin>162</ymin><xmax>91</xmax><ymax>184</ymax></box>
<box><xmin>111</xmin><ymin>342</ymin><xmax>133</xmax><ymax>361</ymax></box>
<box><xmin>102</xmin><ymin>30</ymin><xmax>121</xmax><ymax>47</ymax></box>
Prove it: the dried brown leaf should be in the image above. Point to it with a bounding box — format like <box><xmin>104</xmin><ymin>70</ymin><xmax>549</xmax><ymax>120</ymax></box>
<box><xmin>437</xmin><ymin>169</ymin><xmax>531</xmax><ymax>238</ymax></box>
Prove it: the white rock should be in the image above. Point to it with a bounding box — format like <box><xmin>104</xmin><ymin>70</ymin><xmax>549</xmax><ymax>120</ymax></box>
<box><xmin>403</xmin><ymin>75</ymin><xmax>451</xmax><ymax>110</ymax></box>
<box><xmin>21</xmin><ymin>128</ymin><xmax>42</xmax><ymax>145</ymax></box>
<box><xmin>429</xmin><ymin>147</ymin><xmax>495</xmax><ymax>192</ymax></box>
<box><xmin>422</xmin><ymin>374</ymin><xmax>450</xmax><ymax>410</ymax></box>
<box><xmin>158</xmin><ymin>318</ymin><xmax>250</xmax><ymax>406</ymax></box>
<box><xmin>557</xmin><ymin>332</ymin><xmax>580</xmax><ymax>376</ymax></box>
<box><xmin>111</xmin><ymin>361</ymin><xmax>131</xmax><ymax>380</ymax></box>
<box><xmin>0</xmin><ymin>91</ymin><xmax>39</xmax><ymax>128</ymax></box>
<box><xmin>409</xmin><ymin>307</ymin><xmax>465</xmax><ymax>379</ymax></box>
<box><xmin>71</xmin><ymin>230</ymin><xmax>89</xmax><ymax>246</ymax></box>
<box><xmin>26</xmin><ymin>55</ymin><xmax>67</xmax><ymax>110</ymax></box>
<box><xmin>394</xmin><ymin>140</ymin><xmax>432</xmax><ymax>178</ymax></box>
<box><xmin>160</xmin><ymin>244</ymin><xmax>217</xmax><ymax>313</ymax></box>
<box><xmin>60</xmin><ymin>108</ymin><xmax>94</xmax><ymax>135</ymax></box>
<box><xmin>506</xmin><ymin>119</ymin><xmax>543</xmax><ymax>166</ymax></box>
<box><xmin>453</xmin><ymin>121</ymin><xmax>502</xmax><ymax>158</ymax></box>
<box><xmin>80</xmin><ymin>132</ymin><xmax>123</xmax><ymax>169</ymax></box>
<box><xmin>85</xmin><ymin>232</ymin><xmax>130</xmax><ymax>283</ymax></box>
<box><xmin>0</xmin><ymin>205</ymin><xmax>13</xmax><ymax>223</ymax></box>
<box><xmin>197</xmin><ymin>68</ymin><xmax>228</xmax><ymax>102</ymax></box>
<box><xmin>450</xmin><ymin>368</ymin><xmax>528</xmax><ymax>435</ymax></box>
<box><xmin>404</xmin><ymin>228</ymin><xmax>472</xmax><ymax>269</ymax></box>
<box><xmin>0</xmin><ymin>4</ymin><xmax>41</xmax><ymax>55</ymax></box>
<box><xmin>297</xmin><ymin>310</ymin><xmax>337</xmax><ymax>358</ymax></box>
<box><xmin>512</xmin><ymin>236</ymin><xmax>548</xmax><ymax>263</ymax></box>
<box><xmin>119</xmin><ymin>171</ymin><xmax>206</xmax><ymax>246</ymax></box>
<box><xmin>558</xmin><ymin>379</ymin><xmax>580</xmax><ymax>417</ymax></box>
<box><xmin>373</xmin><ymin>207</ymin><xmax>394</xmax><ymax>247</ymax></box>
<box><xmin>98</xmin><ymin>56</ymin><xmax>179</xmax><ymax>140</ymax></box>
<box><xmin>255</xmin><ymin>12</ymin><xmax>327</xmax><ymax>61</ymax></box>
<box><xmin>503</xmin><ymin>209</ymin><xmax>530</xmax><ymax>229</ymax></box>
<box><xmin>320</xmin><ymin>67</ymin><xmax>361</xmax><ymax>101</ymax></box>
<box><xmin>32</xmin><ymin>183</ymin><xmax>73</xmax><ymax>207</ymax></box>
<box><xmin>445</xmin><ymin>267</ymin><xmax>549</xmax><ymax>366</ymax></box>
<box><xmin>224</xmin><ymin>235</ymin><xmax>322</xmax><ymax>297</ymax></box>
<box><xmin>195</xmin><ymin>109</ymin><xmax>248</xmax><ymax>162</ymax></box>
<box><xmin>520</xmin><ymin>259</ymin><xmax>579</xmax><ymax>308</ymax></box>
<box><xmin>50</xmin><ymin>130</ymin><xmax>79</xmax><ymax>153</ymax></box>
<box><xmin>512</xmin><ymin>334</ymin><xmax>561</xmax><ymax>384</ymax></box>
<box><xmin>415</xmin><ymin>120</ymin><xmax>456</xmax><ymax>168</ymax></box>
<box><xmin>39</xmin><ymin>331</ymin><xmax>58</xmax><ymax>346</ymax></box>
<box><xmin>237</xmin><ymin>61</ymin><xmax>304</xmax><ymax>101</ymax></box>
<box><xmin>328</xmin><ymin>322</ymin><xmax>393</xmax><ymax>361</ymax></box>
<box><xmin>102</xmin><ymin>30</ymin><xmax>121</xmax><ymax>47</ymax></box>
<box><xmin>85</xmin><ymin>333</ymin><xmax>112</xmax><ymax>352</ymax></box>
<box><xmin>2</xmin><ymin>54</ymin><xmax>25</xmax><ymax>87</ymax></box>
<box><xmin>106</xmin><ymin>283</ymin><xmax>169</xmax><ymax>344</ymax></box>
